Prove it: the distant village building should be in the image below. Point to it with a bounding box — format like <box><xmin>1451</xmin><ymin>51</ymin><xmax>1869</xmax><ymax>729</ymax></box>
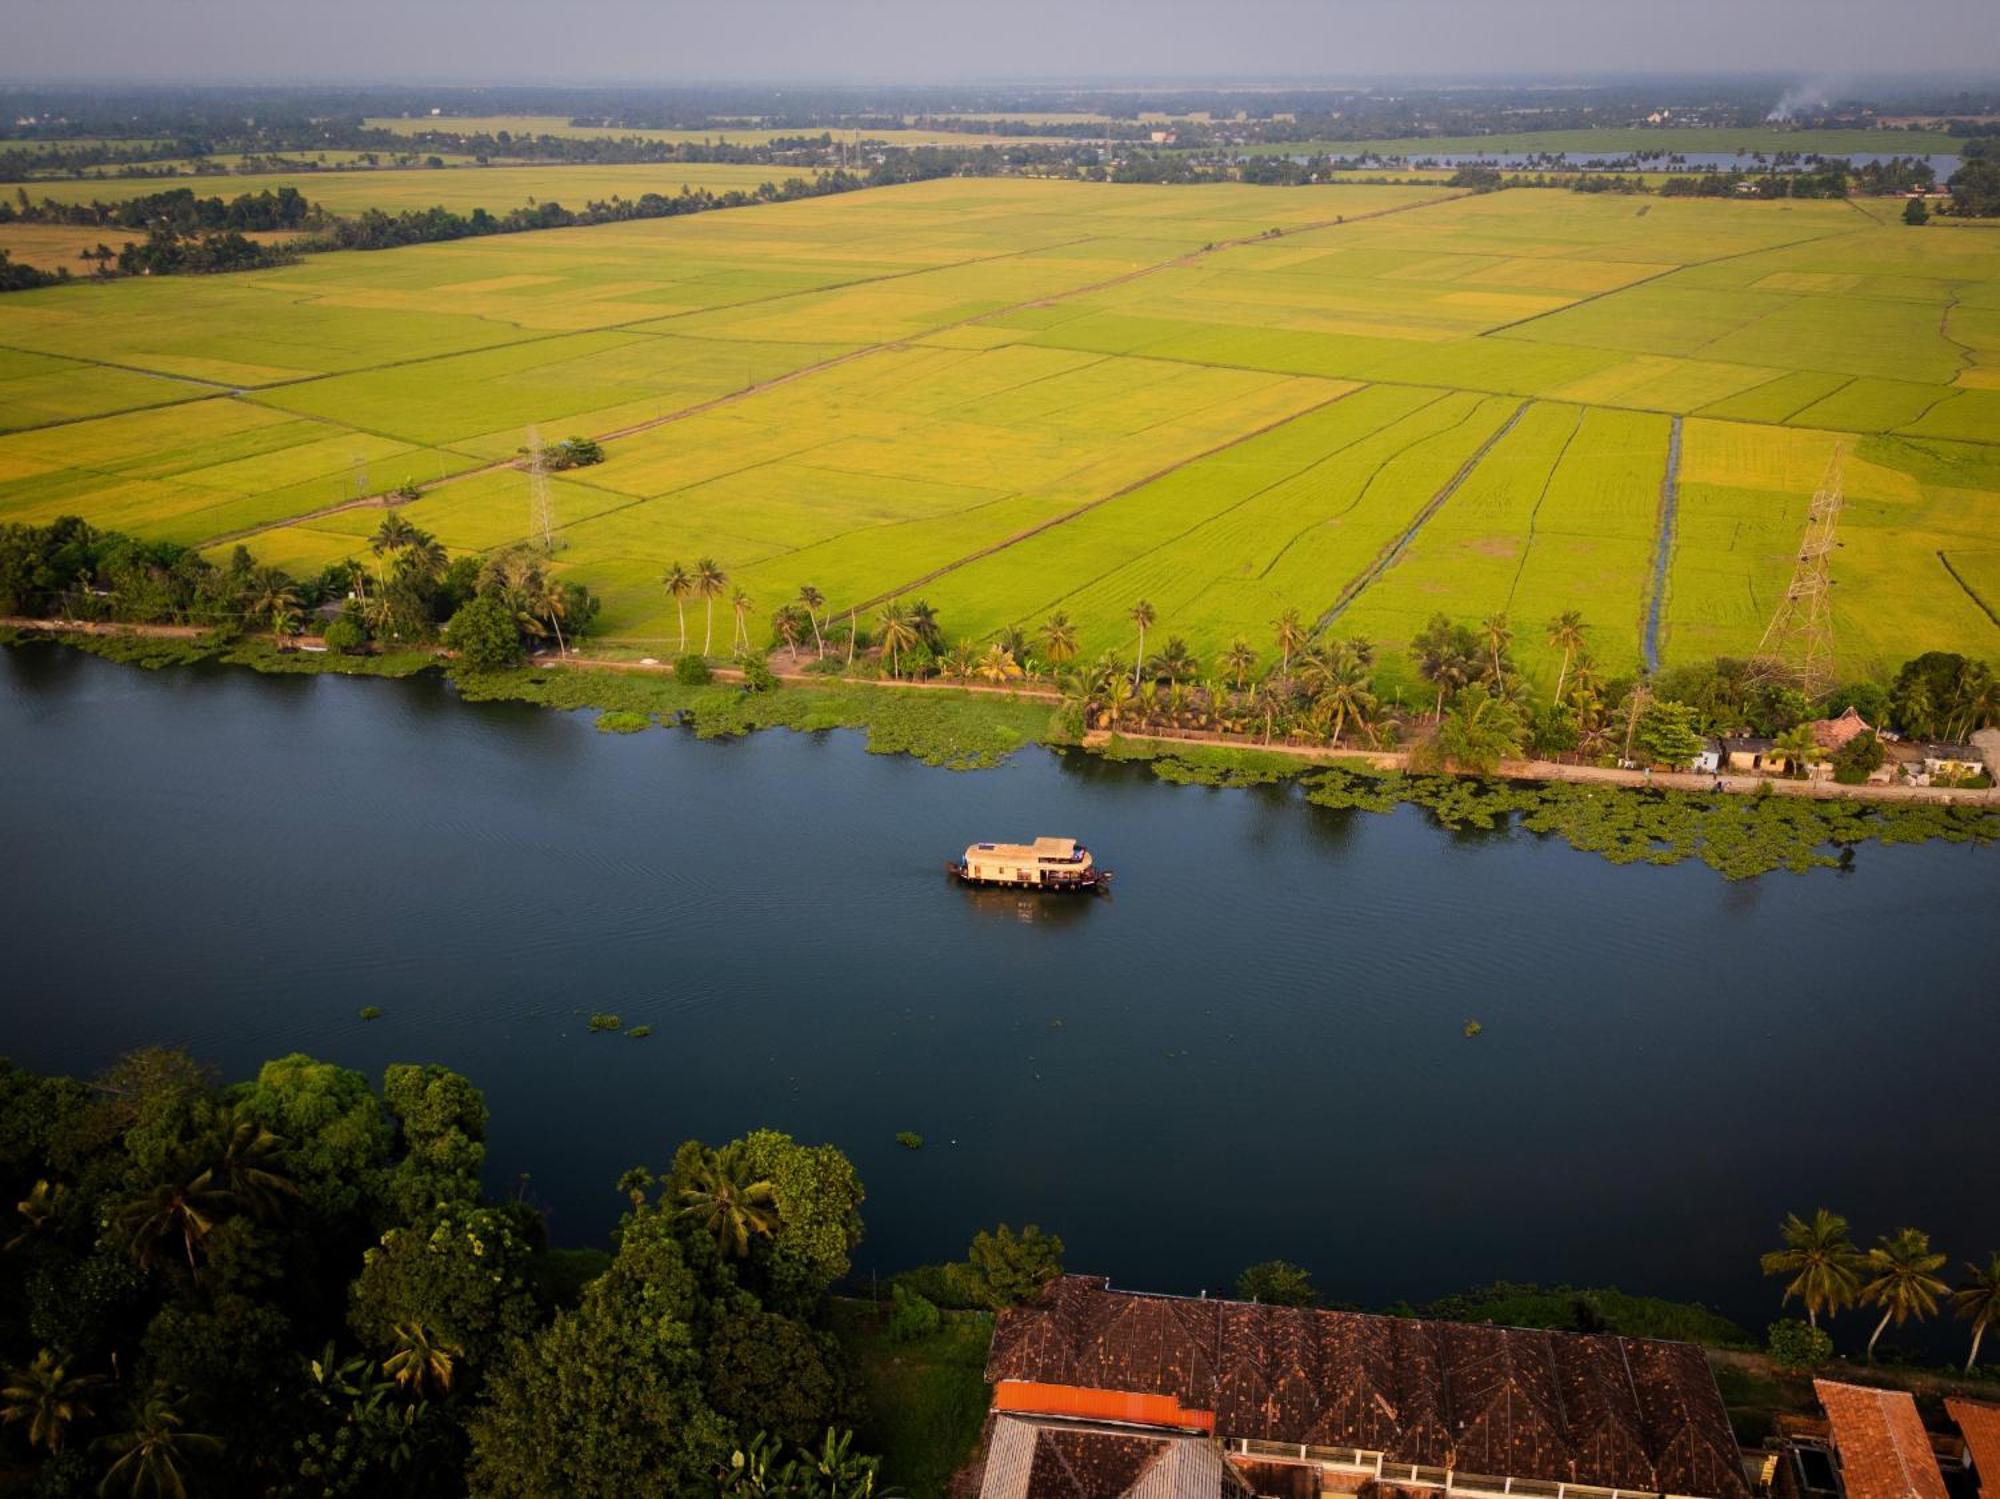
<box><xmin>976</xmin><ymin>1277</ymin><xmax>1749</xmax><ymax>1499</ymax></box>
<box><xmin>1722</xmin><ymin>736</ymin><xmax>1784</xmax><ymax>775</ymax></box>
<box><xmin>1920</xmin><ymin>743</ymin><xmax>1986</xmax><ymax>784</ymax></box>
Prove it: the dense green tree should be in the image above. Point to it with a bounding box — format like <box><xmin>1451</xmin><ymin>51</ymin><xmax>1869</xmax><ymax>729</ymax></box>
<box><xmin>1432</xmin><ymin>690</ymin><xmax>1524</xmax><ymax>775</ymax></box>
<box><xmin>443</xmin><ymin>595</ymin><xmax>523</xmax><ymax>673</ymax></box>
<box><xmin>1634</xmin><ymin>701</ymin><xmax>1707</xmax><ymax>768</ymax></box>
<box><xmin>672</xmin><ymin>1142</ymin><xmax>781</xmax><ymax>1263</ymax></box>
<box><xmin>1765</xmin><ymin>1319</ymin><xmax>1834</xmax><ymax>1373</ymax></box>
<box><xmin>349</xmin><ymin>1205</ymin><xmax>537</xmax><ymax>1371</ymax></box>
<box><xmin>235</xmin><ymin>1056</ymin><xmax>393</xmax><ymax>1222</ymax></box>
<box><xmin>381</xmin><ymin>1064</ymin><xmax>487</xmax><ymax>1220</ymax></box>
<box><xmin>1235</xmin><ymin>1260</ymin><xmax>1320</xmax><ymax>1307</ymax></box>
<box><xmin>954</xmin><ymin>1224</ymin><xmax>1064</xmax><ymax>1310</ymax></box>
<box><xmin>703</xmin><ymin>1304</ymin><xmax>845</xmax><ymax>1447</ymax></box>
<box><xmin>465</xmin><ymin>1210</ymin><xmax>728</xmax><ymax>1499</ymax></box>
<box><xmin>737</xmin><ymin>1132</ymin><xmax>865</xmax><ymax>1315</ymax></box>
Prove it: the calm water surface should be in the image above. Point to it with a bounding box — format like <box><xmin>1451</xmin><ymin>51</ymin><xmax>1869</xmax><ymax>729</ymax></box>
<box><xmin>3</xmin><ymin>646</ymin><xmax>1996</xmax><ymax>1339</ymax></box>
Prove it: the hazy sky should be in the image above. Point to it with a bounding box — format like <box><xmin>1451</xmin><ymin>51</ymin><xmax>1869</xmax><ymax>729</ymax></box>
<box><xmin>6</xmin><ymin>0</ymin><xmax>1998</xmax><ymax>85</ymax></box>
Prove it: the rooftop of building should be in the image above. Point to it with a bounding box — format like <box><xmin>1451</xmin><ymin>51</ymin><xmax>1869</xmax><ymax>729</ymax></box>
<box><xmin>1814</xmin><ymin>1380</ymin><xmax>1950</xmax><ymax>1499</ymax></box>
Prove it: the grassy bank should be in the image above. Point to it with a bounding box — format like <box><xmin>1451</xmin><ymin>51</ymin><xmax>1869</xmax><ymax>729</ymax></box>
<box><xmin>10</xmin><ymin>629</ymin><xmax>1998</xmax><ymax>877</ymax></box>
<box><xmin>829</xmin><ymin>1299</ymin><xmax>994</xmax><ymax>1499</ymax></box>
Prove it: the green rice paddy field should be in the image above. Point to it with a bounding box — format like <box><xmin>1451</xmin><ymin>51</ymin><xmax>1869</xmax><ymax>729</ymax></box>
<box><xmin>2</xmin><ymin>177</ymin><xmax>1996</xmax><ymax>685</ymax></box>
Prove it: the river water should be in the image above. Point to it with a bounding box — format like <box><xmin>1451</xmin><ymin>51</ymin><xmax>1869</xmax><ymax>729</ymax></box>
<box><xmin>3</xmin><ymin>645</ymin><xmax>1996</xmax><ymax>1344</ymax></box>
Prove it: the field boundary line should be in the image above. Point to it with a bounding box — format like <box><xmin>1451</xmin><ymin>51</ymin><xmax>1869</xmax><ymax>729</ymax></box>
<box><xmin>844</xmin><ymin>385</ymin><xmax>1369</xmax><ymax>616</ymax></box>
<box><xmin>1320</xmin><ymin>397</ymin><xmax>1531</xmax><ymax>631</ymax></box>
<box><xmin>1641</xmin><ymin>414</ymin><xmax>1685</xmax><ymax>672</ymax></box>
<box><xmin>1499</xmin><ymin>404</ymin><xmax>1586</xmax><ymax>612</ymax></box>
<box><xmin>1257</xmin><ymin>394</ymin><xmax>1493</xmax><ymax>584</ymax></box>
<box><xmin>991</xmin><ymin>388</ymin><xmax>1447</xmax><ymax>635</ymax></box>
<box><xmin>1936</xmin><ymin>550</ymin><xmax>2000</xmax><ymax>631</ymax></box>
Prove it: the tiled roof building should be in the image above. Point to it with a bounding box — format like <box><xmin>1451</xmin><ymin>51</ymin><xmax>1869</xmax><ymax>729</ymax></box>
<box><xmin>1947</xmin><ymin>1398</ymin><xmax>2000</xmax><ymax>1499</ymax></box>
<box><xmin>1812</xmin><ymin>1381</ymin><xmax>1949</xmax><ymax>1499</ymax></box>
<box><xmin>982</xmin><ymin>1278</ymin><xmax>1750</xmax><ymax>1499</ymax></box>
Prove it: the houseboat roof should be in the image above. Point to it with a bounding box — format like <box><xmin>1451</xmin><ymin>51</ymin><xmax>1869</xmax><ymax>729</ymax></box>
<box><xmin>971</xmin><ymin>837</ymin><xmax>1079</xmax><ymax>861</ymax></box>
<box><xmin>987</xmin><ymin>1277</ymin><xmax>1749</xmax><ymax>1499</ymax></box>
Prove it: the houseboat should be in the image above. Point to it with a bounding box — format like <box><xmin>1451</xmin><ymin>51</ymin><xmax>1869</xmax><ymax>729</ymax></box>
<box><xmin>951</xmin><ymin>837</ymin><xmax>1109</xmax><ymax>892</ymax></box>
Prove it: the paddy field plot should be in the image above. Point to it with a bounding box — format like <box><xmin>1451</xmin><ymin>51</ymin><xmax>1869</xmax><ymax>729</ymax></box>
<box><xmin>2</xmin><ymin>176</ymin><xmax>1996</xmax><ymax>678</ymax></box>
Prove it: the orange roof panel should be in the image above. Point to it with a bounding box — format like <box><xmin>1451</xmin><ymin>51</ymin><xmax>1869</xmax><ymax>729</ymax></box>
<box><xmin>993</xmin><ymin>1379</ymin><xmax>1216</xmax><ymax>1433</ymax></box>
<box><xmin>1815</xmin><ymin>1380</ymin><xmax>1949</xmax><ymax>1499</ymax></box>
<box><xmin>1948</xmin><ymin>1398</ymin><xmax>2000</xmax><ymax>1499</ymax></box>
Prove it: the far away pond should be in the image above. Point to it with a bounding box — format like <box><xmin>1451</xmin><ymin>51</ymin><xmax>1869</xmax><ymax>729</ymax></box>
<box><xmin>2</xmin><ymin>646</ymin><xmax>1995</xmax><ymax>1343</ymax></box>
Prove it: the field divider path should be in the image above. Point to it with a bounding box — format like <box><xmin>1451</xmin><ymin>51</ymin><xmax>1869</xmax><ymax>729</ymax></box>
<box><xmin>842</xmin><ymin>385</ymin><xmax>1370</xmax><ymax>617</ymax></box>
<box><xmin>1318</xmin><ymin>399</ymin><xmax>1529</xmax><ymax>631</ymax></box>
<box><xmin>1642</xmin><ymin>415</ymin><xmax>1684</xmax><ymax>673</ymax></box>
<box><xmin>1936</xmin><ymin>551</ymin><xmax>2000</xmax><ymax>630</ymax></box>
<box><xmin>1499</xmin><ymin>405</ymin><xmax>1584</xmax><ymax>611</ymax></box>
<box><xmin>197</xmin><ymin>187</ymin><xmax>1471</xmax><ymax>551</ymax></box>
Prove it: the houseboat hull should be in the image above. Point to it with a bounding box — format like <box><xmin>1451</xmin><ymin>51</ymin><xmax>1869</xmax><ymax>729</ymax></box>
<box><xmin>948</xmin><ymin>862</ymin><xmax>1111</xmax><ymax>893</ymax></box>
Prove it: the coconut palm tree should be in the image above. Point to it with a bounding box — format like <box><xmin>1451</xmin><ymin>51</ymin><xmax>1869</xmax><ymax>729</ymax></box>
<box><xmin>392</xmin><ymin>534</ymin><xmax>448</xmax><ymax>590</ymax></box>
<box><xmin>905</xmin><ymin>599</ymin><xmax>941</xmax><ymax>651</ymax></box>
<box><xmin>730</xmin><ymin>587</ymin><xmax>753</xmax><ymax>655</ymax></box>
<box><xmin>1434</xmin><ymin>691</ymin><xmax>1524</xmax><ymax>775</ymax></box>
<box><xmin>1254</xmin><ymin>678</ymin><xmax>1290</xmax><ymax>745</ymax></box>
<box><xmin>6</xmin><ymin>1178</ymin><xmax>66</xmax><ymax>1253</ymax></box>
<box><xmin>1098</xmin><ymin>674</ymin><xmax>1134</xmax><ymax>731</ymax></box>
<box><xmin>112</xmin><ymin>1168</ymin><xmax>234</xmax><ymax>1274</ymax></box>
<box><xmin>1772</xmin><ymin>723</ymin><xmax>1825</xmax><ymax>780</ymax></box>
<box><xmin>1860</xmin><ymin>1227</ymin><xmax>1950</xmax><ymax>1362</ymax></box>
<box><xmin>1040</xmin><ymin>613</ymin><xmax>1078</xmax><ymax>667</ymax></box>
<box><xmin>976</xmin><ymin>644</ymin><xmax>1024</xmax><ymax>684</ymax></box>
<box><xmin>382</xmin><ymin>1321</ymin><xmax>462</xmax><ymax>1398</ymax></box>
<box><xmin>1479</xmin><ymin>612</ymin><xmax>1514</xmax><ymax>684</ymax></box>
<box><xmin>797</xmin><ymin>585</ymin><xmax>826</xmax><ymax>658</ymax></box>
<box><xmin>1547</xmin><ymin>610</ymin><xmax>1588</xmax><ymax>704</ymax></box>
<box><xmin>1412</xmin><ymin>613</ymin><xmax>1477</xmax><ymax>720</ymax></box>
<box><xmin>1128</xmin><ymin>600</ymin><xmax>1156</xmax><ymax>688</ymax></box>
<box><xmin>876</xmin><ymin>605</ymin><xmax>919</xmax><ymax>680</ymax></box>
<box><xmin>370</xmin><ymin>511</ymin><xmax>418</xmax><ymax>557</ymax></box>
<box><xmin>1273</xmin><ymin>609</ymin><xmax>1308</xmax><ymax>682</ymax></box>
<box><xmin>773</xmin><ymin>605</ymin><xmax>806</xmax><ymax>663</ymax></box>
<box><xmin>1952</xmin><ymin>1253</ymin><xmax>2000</xmax><ymax>1372</ymax></box>
<box><xmin>676</xmin><ymin>1143</ymin><xmax>780</xmax><ymax>1259</ymax></box>
<box><xmin>942</xmin><ymin>641</ymin><xmax>980</xmax><ymax>682</ymax></box>
<box><xmin>1761</xmin><ymin>1210</ymin><xmax>1863</xmax><ymax>1328</ymax></box>
<box><xmin>662</xmin><ymin>563</ymin><xmax>694</xmax><ymax>654</ymax></box>
<box><xmin>1223</xmin><ymin>637</ymin><xmax>1257</xmax><ymax>690</ymax></box>
<box><xmin>534</xmin><ymin>574</ymin><xmax>570</xmax><ymax>657</ymax></box>
<box><xmin>242</xmin><ymin>568</ymin><xmax>301</xmax><ymax>639</ymax></box>
<box><xmin>1148</xmin><ymin>637</ymin><xmax>1198</xmax><ymax>686</ymax></box>
<box><xmin>96</xmin><ymin>1388</ymin><xmax>221</xmax><ymax>1499</ymax></box>
<box><xmin>694</xmin><ymin>558</ymin><xmax>727</xmax><ymax>656</ymax></box>
<box><xmin>1313</xmin><ymin>657</ymin><xmax>1378</xmax><ymax>748</ymax></box>
<box><xmin>1</xmin><ymin>1349</ymin><xmax>103</xmax><ymax>1453</ymax></box>
<box><xmin>204</xmin><ymin>1106</ymin><xmax>297</xmax><ymax>1221</ymax></box>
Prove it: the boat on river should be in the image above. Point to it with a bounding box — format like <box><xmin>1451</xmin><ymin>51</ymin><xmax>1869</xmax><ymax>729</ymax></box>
<box><xmin>950</xmin><ymin>837</ymin><xmax>1110</xmax><ymax>892</ymax></box>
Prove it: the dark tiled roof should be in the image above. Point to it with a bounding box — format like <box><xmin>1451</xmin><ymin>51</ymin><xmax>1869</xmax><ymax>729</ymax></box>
<box><xmin>988</xmin><ymin>1278</ymin><xmax>1749</xmax><ymax>1499</ymax></box>
<box><xmin>1814</xmin><ymin>1381</ymin><xmax>1948</xmax><ymax>1499</ymax></box>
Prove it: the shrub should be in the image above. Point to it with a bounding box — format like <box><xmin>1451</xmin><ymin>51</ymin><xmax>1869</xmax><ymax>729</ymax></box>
<box><xmin>627</xmin><ymin>1025</ymin><xmax>652</xmax><ymax>1039</ymax></box>
<box><xmin>595</xmin><ymin>710</ymin><xmax>650</xmax><ymax>734</ymax></box>
<box><xmin>674</xmin><ymin>653</ymin><xmax>712</xmax><ymax>685</ymax></box>
<box><xmin>444</xmin><ymin>594</ymin><xmax>523</xmax><ymax>672</ymax></box>
<box><xmin>1767</xmin><ymin>1318</ymin><xmax>1834</xmax><ymax>1373</ymax></box>
<box><xmin>737</xmin><ymin>655</ymin><xmax>779</xmax><ymax>693</ymax></box>
<box><xmin>957</xmin><ymin>1223</ymin><xmax>1064</xmax><ymax>1310</ymax></box>
<box><xmin>322</xmin><ymin>611</ymin><xmax>367</xmax><ymax>655</ymax></box>
<box><xmin>358</xmin><ymin>1006</ymin><xmax>382</xmax><ymax>1022</ymax></box>
<box><xmin>887</xmin><ymin>1284</ymin><xmax>941</xmax><ymax>1343</ymax></box>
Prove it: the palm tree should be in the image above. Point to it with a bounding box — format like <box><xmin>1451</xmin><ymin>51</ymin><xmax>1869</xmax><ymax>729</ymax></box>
<box><xmin>1223</xmin><ymin>637</ymin><xmax>1257</xmax><ymax>690</ymax></box>
<box><xmin>1128</xmin><ymin>600</ymin><xmax>1156</xmax><ymax>688</ymax></box>
<box><xmin>773</xmin><ymin>605</ymin><xmax>806</xmax><ymax>663</ymax></box>
<box><xmin>535</xmin><ymin>574</ymin><xmax>570</xmax><ymax>657</ymax></box>
<box><xmin>1479</xmin><ymin>612</ymin><xmax>1513</xmax><ymax>684</ymax></box>
<box><xmin>112</xmin><ymin>1169</ymin><xmax>233</xmax><ymax>1274</ymax></box>
<box><xmin>906</xmin><ymin>599</ymin><xmax>941</xmax><ymax>651</ymax></box>
<box><xmin>392</xmin><ymin>534</ymin><xmax>448</xmax><ymax>590</ymax></box>
<box><xmin>976</xmin><ymin>644</ymin><xmax>1024</xmax><ymax>684</ymax></box>
<box><xmin>1</xmin><ymin>1349</ymin><xmax>103</xmax><ymax>1453</ymax></box>
<box><xmin>730</xmin><ymin>587</ymin><xmax>753</xmax><ymax>655</ymax></box>
<box><xmin>6</xmin><ymin>1178</ymin><xmax>66</xmax><ymax>1252</ymax></box>
<box><xmin>876</xmin><ymin>605</ymin><xmax>919</xmax><ymax>680</ymax></box>
<box><xmin>1761</xmin><ymin>1210</ymin><xmax>1863</xmax><ymax>1328</ymax></box>
<box><xmin>1434</xmin><ymin>691</ymin><xmax>1524</xmax><ymax>775</ymax></box>
<box><xmin>1952</xmin><ymin>1253</ymin><xmax>2000</xmax><ymax>1372</ymax></box>
<box><xmin>1772</xmin><ymin>723</ymin><xmax>1825</xmax><ymax>780</ymax></box>
<box><xmin>942</xmin><ymin>641</ymin><xmax>979</xmax><ymax>682</ymax></box>
<box><xmin>662</xmin><ymin>563</ymin><xmax>694</xmax><ymax>654</ymax></box>
<box><xmin>676</xmin><ymin>1143</ymin><xmax>780</xmax><ymax>1259</ymax></box>
<box><xmin>370</xmin><ymin>511</ymin><xmax>418</xmax><ymax>557</ymax></box>
<box><xmin>1098</xmin><ymin>674</ymin><xmax>1134</xmax><ymax>731</ymax></box>
<box><xmin>1547</xmin><ymin>610</ymin><xmax>1588</xmax><ymax>704</ymax></box>
<box><xmin>1254</xmin><ymin>678</ymin><xmax>1289</xmax><ymax>745</ymax></box>
<box><xmin>205</xmin><ymin>1107</ymin><xmax>297</xmax><ymax>1221</ymax></box>
<box><xmin>382</xmin><ymin>1321</ymin><xmax>462</xmax><ymax>1397</ymax></box>
<box><xmin>798</xmin><ymin>585</ymin><xmax>826</xmax><ymax>658</ymax></box>
<box><xmin>1040</xmin><ymin>613</ymin><xmax>1078</xmax><ymax>667</ymax></box>
<box><xmin>1314</xmin><ymin>656</ymin><xmax>1378</xmax><ymax>748</ymax></box>
<box><xmin>1273</xmin><ymin>608</ymin><xmax>1308</xmax><ymax>682</ymax></box>
<box><xmin>1148</xmin><ymin>637</ymin><xmax>1197</xmax><ymax>686</ymax></box>
<box><xmin>1412</xmin><ymin>613</ymin><xmax>1476</xmax><ymax>720</ymax></box>
<box><xmin>242</xmin><ymin>568</ymin><xmax>300</xmax><ymax>639</ymax></box>
<box><xmin>1860</xmin><ymin>1228</ymin><xmax>1950</xmax><ymax>1362</ymax></box>
<box><xmin>96</xmin><ymin>1388</ymin><xmax>221</xmax><ymax>1499</ymax></box>
<box><xmin>694</xmin><ymin>558</ymin><xmax>727</xmax><ymax>656</ymax></box>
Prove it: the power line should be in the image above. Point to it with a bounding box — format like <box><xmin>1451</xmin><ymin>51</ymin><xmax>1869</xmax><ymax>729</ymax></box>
<box><xmin>1749</xmin><ymin>447</ymin><xmax>1845</xmax><ymax>698</ymax></box>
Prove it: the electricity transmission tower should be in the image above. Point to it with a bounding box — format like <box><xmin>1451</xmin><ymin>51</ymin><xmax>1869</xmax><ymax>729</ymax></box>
<box><xmin>350</xmin><ymin>453</ymin><xmax>369</xmax><ymax>501</ymax></box>
<box><xmin>524</xmin><ymin>424</ymin><xmax>556</xmax><ymax>554</ymax></box>
<box><xmin>1749</xmin><ymin>449</ymin><xmax>1846</xmax><ymax>697</ymax></box>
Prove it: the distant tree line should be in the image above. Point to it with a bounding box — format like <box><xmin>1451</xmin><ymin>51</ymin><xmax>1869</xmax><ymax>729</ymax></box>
<box><xmin>2</xmin><ymin>184</ymin><xmax>316</xmax><ymax>232</ymax></box>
